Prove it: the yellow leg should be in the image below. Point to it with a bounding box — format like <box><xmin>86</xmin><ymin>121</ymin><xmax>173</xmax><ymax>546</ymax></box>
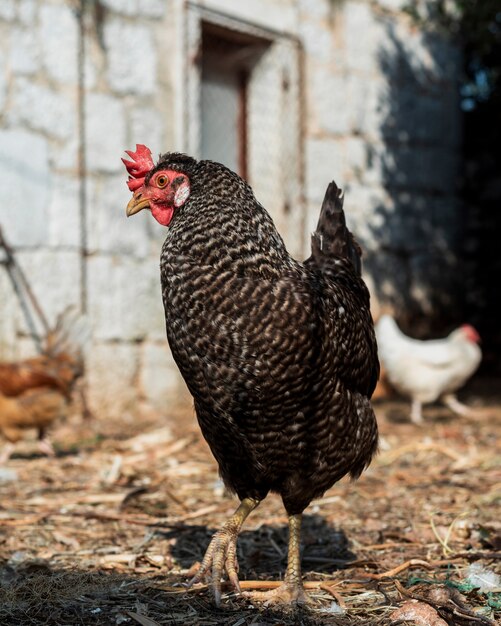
<box><xmin>188</xmin><ymin>497</ymin><xmax>259</xmax><ymax>606</ymax></box>
<box><xmin>244</xmin><ymin>514</ymin><xmax>311</xmax><ymax>605</ymax></box>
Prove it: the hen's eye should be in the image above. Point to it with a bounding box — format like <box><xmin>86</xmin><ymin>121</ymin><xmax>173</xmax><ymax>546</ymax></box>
<box><xmin>157</xmin><ymin>175</ymin><xmax>169</xmax><ymax>188</ymax></box>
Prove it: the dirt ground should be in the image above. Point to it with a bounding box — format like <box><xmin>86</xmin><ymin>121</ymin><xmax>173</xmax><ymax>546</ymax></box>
<box><xmin>0</xmin><ymin>382</ymin><xmax>499</xmax><ymax>626</ymax></box>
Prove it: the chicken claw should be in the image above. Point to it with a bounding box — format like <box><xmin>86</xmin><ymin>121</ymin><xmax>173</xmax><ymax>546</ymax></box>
<box><xmin>442</xmin><ymin>393</ymin><xmax>480</xmax><ymax>417</ymax></box>
<box><xmin>0</xmin><ymin>442</ymin><xmax>15</xmax><ymax>464</ymax></box>
<box><xmin>243</xmin><ymin>579</ymin><xmax>312</xmax><ymax>606</ymax></box>
<box><xmin>38</xmin><ymin>437</ymin><xmax>55</xmax><ymax>457</ymax></box>
<box><xmin>224</xmin><ymin>534</ymin><xmax>240</xmax><ymax>592</ymax></box>
<box><xmin>244</xmin><ymin>514</ymin><xmax>312</xmax><ymax>606</ymax></box>
<box><xmin>188</xmin><ymin>525</ymin><xmax>240</xmax><ymax>604</ymax></box>
<box><xmin>187</xmin><ymin>497</ymin><xmax>259</xmax><ymax>606</ymax></box>
<box><xmin>410</xmin><ymin>399</ymin><xmax>424</xmax><ymax>424</ymax></box>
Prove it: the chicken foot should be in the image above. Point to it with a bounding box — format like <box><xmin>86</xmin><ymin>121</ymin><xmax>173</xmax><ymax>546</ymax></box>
<box><xmin>0</xmin><ymin>442</ymin><xmax>15</xmax><ymax>464</ymax></box>
<box><xmin>37</xmin><ymin>428</ymin><xmax>55</xmax><ymax>457</ymax></box>
<box><xmin>243</xmin><ymin>514</ymin><xmax>311</xmax><ymax>606</ymax></box>
<box><xmin>411</xmin><ymin>394</ymin><xmax>479</xmax><ymax>424</ymax></box>
<box><xmin>410</xmin><ymin>399</ymin><xmax>424</xmax><ymax>424</ymax></box>
<box><xmin>188</xmin><ymin>496</ymin><xmax>259</xmax><ymax>606</ymax></box>
<box><xmin>441</xmin><ymin>393</ymin><xmax>478</xmax><ymax>417</ymax></box>
<box><xmin>0</xmin><ymin>433</ymin><xmax>55</xmax><ymax>464</ymax></box>
<box><xmin>38</xmin><ymin>438</ymin><xmax>55</xmax><ymax>457</ymax></box>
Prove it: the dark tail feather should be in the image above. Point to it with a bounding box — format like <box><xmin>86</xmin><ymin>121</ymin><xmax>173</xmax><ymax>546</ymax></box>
<box><xmin>310</xmin><ymin>181</ymin><xmax>362</xmax><ymax>275</ymax></box>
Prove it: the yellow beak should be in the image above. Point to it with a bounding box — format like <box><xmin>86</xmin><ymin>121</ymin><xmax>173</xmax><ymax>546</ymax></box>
<box><xmin>126</xmin><ymin>193</ymin><xmax>150</xmax><ymax>217</ymax></box>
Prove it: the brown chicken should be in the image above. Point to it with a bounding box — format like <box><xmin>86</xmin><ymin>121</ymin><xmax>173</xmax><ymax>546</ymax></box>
<box><xmin>124</xmin><ymin>146</ymin><xmax>379</xmax><ymax>606</ymax></box>
<box><xmin>0</xmin><ymin>307</ymin><xmax>89</xmax><ymax>461</ymax></box>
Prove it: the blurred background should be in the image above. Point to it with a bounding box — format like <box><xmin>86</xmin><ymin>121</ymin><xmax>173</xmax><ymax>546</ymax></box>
<box><xmin>0</xmin><ymin>0</ymin><xmax>500</xmax><ymax>418</ymax></box>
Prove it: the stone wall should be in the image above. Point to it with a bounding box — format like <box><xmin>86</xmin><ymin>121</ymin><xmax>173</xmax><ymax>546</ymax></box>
<box><xmin>298</xmin><ymin>0</ymin><xmax>462</xmax><ymax>323</ymax></box>
<box><xmin>0</xmin><ymin>0</ymin><xmax>188</xmax><ymax>417</ymax></box>
<box><xmin>0</xmin><ymin>0</ymin><xmax>462</xmax><ymax>416</ymax></box>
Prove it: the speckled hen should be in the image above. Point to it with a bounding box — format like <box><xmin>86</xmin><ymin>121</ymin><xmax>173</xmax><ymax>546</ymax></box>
<box><xmin>123</xmin><ymin>146</ymin><xmax>379</xmax><ymax>606</ymax></box>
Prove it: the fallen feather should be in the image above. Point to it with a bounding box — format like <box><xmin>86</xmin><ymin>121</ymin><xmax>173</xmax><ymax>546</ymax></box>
<box><xmin>467</xmin><ymin>563</ymin><xmax>501</xmax><ymax>593</ymax></box>
<box><xmin>317</xmin><ymin>601</ymin><xmax>345</xmax><ymax>614</ymax></box>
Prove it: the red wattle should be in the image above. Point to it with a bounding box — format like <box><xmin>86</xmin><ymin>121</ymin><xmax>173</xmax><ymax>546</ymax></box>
<box><xmin>151</xmin><ymin>205</ymin><xmax>174</xmax><ymax>227</ymax></box>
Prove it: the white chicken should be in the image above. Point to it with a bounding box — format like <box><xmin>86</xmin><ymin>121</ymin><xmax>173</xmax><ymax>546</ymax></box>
<box><xmin>375</xmin><ymin>315</ymin><xmax>482</xmax><ymax>423</ymax></box>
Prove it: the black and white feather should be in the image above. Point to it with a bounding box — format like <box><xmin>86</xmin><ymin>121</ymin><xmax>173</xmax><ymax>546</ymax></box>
<box><xmin>157</xmin><ymin>154</ymin><xmax>379</xmax><ymax>515</ymax></box>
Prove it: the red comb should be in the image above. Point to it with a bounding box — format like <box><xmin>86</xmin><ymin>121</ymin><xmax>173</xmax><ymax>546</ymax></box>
<box><xmin>461</xmin><ymin>324</ymin><xmax>480</xmax><ymax>343</ymax></box>
<box><xmin>122</xmin><ymin>144</ymin><xmax>155</xmax><ymax>191</ymax></box>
